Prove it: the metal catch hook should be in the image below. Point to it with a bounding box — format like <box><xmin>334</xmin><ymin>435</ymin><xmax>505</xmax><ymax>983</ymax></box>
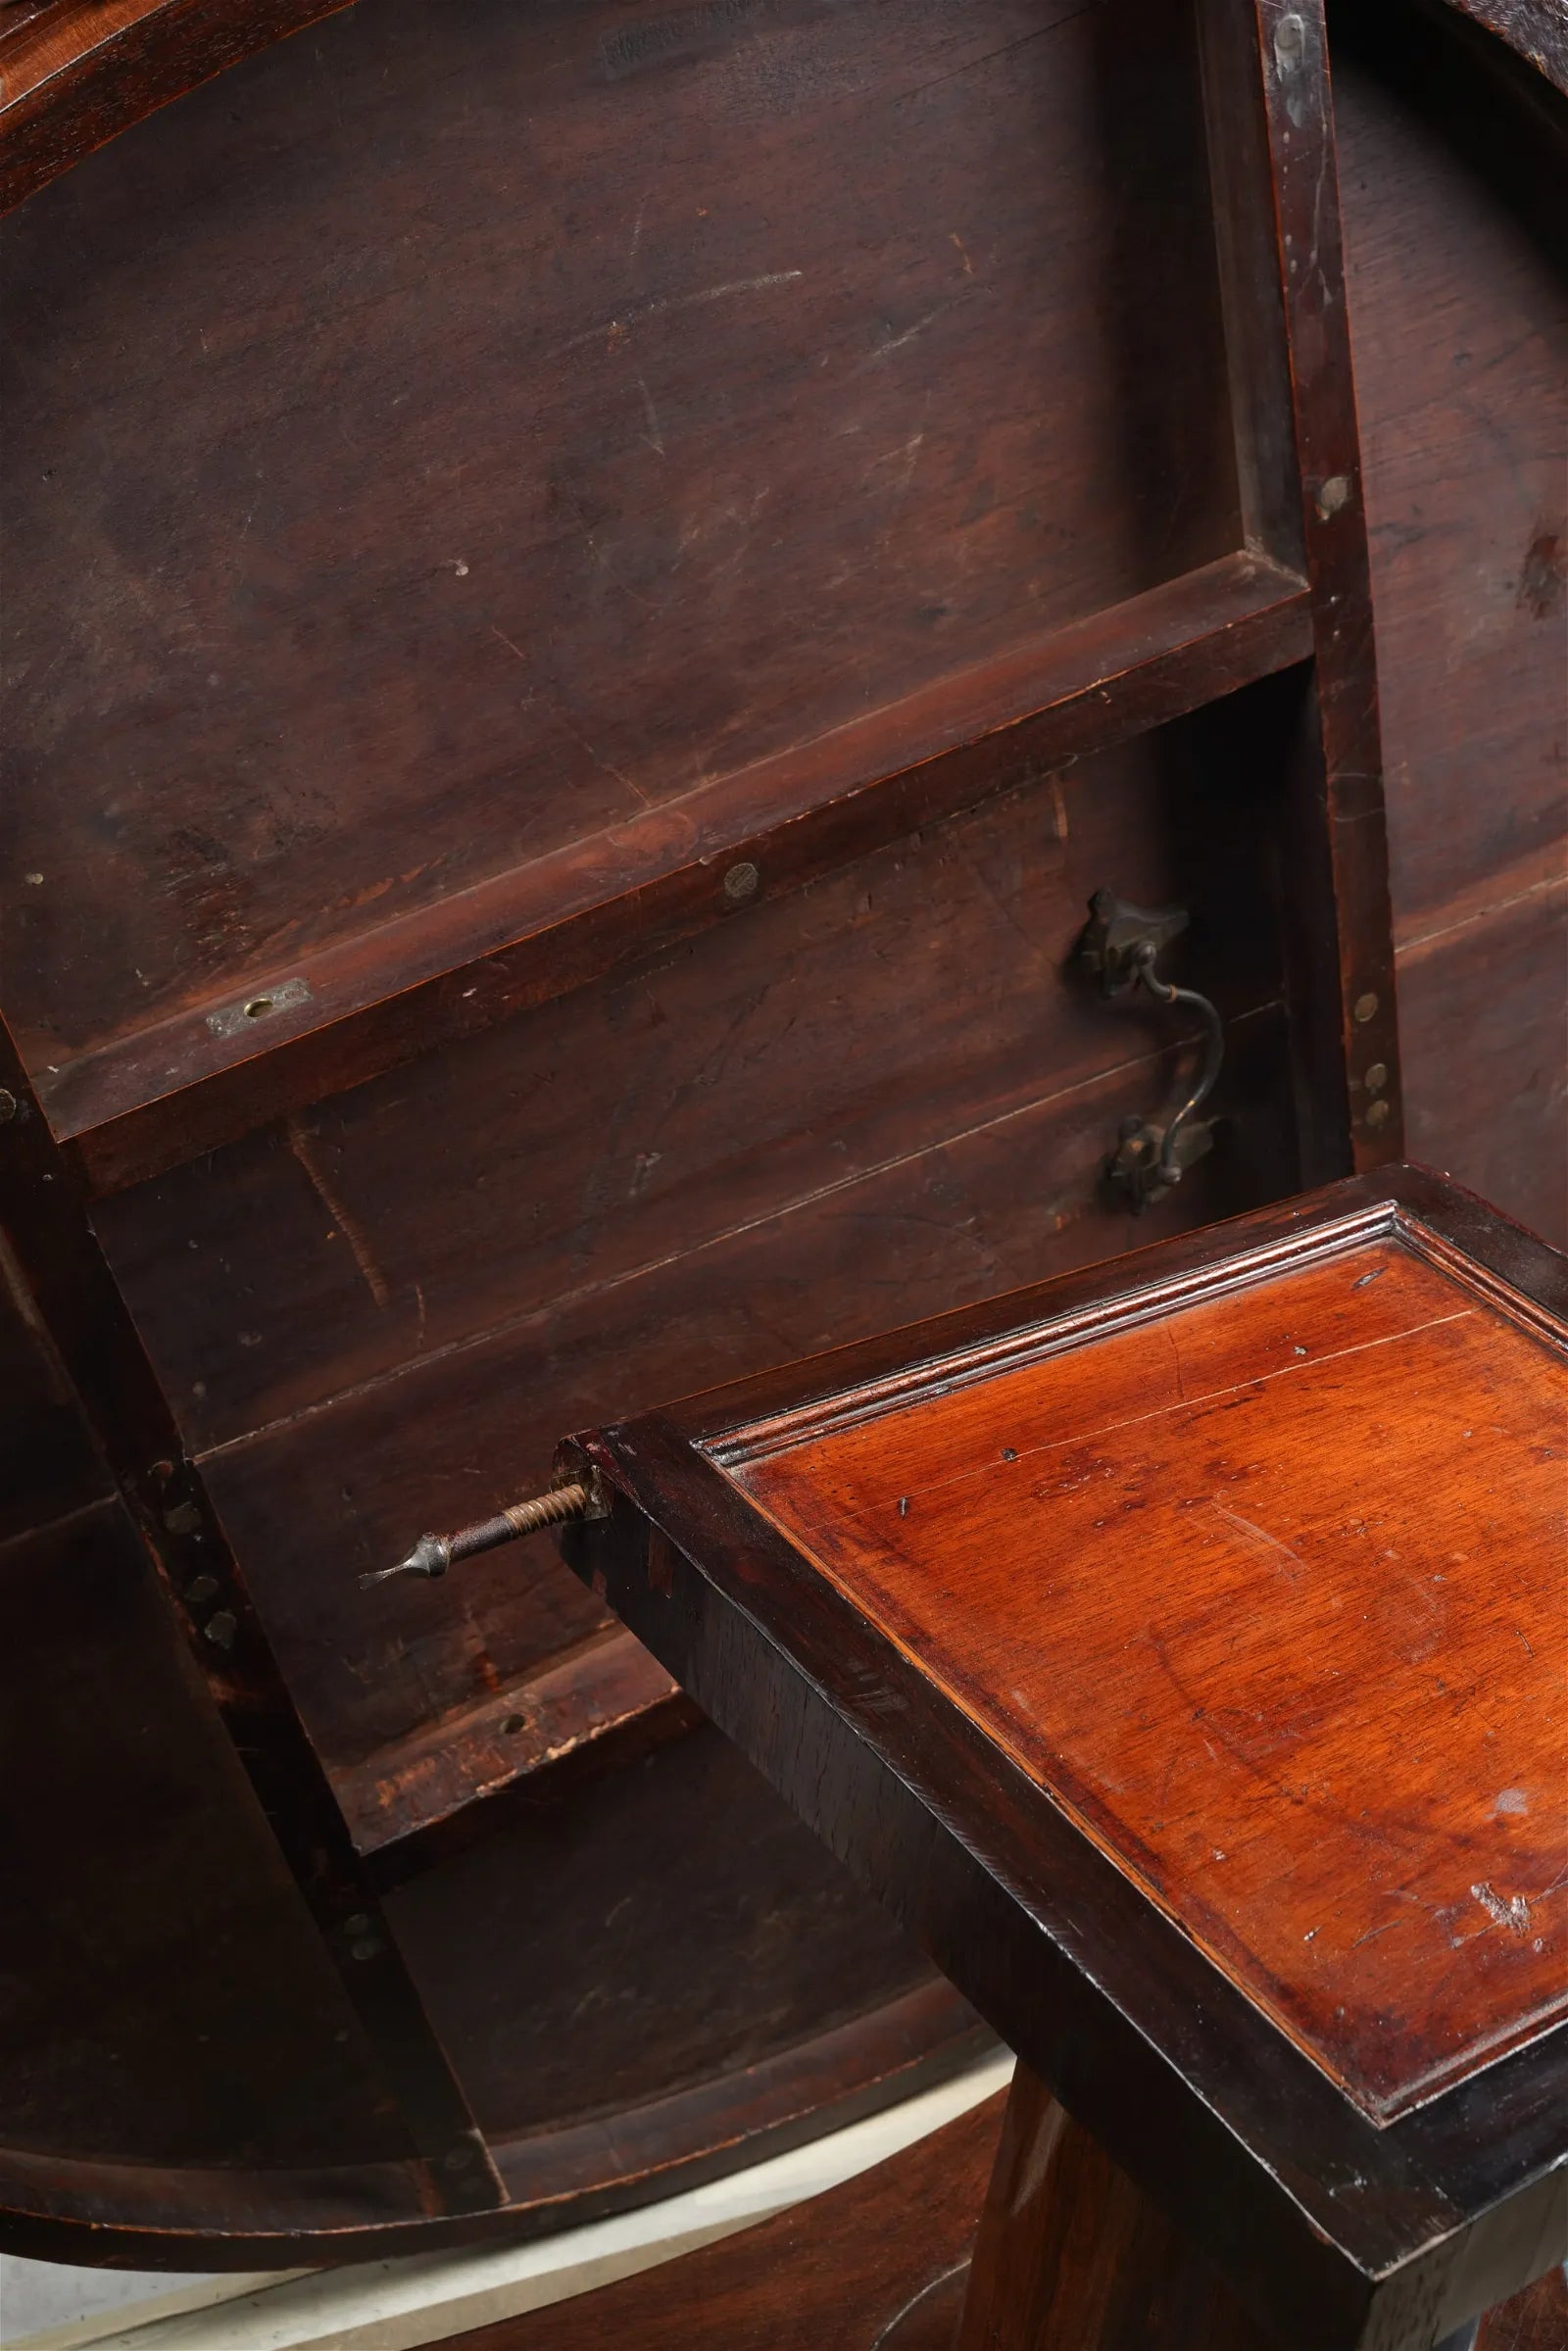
<box><xmin>1076</xmin><ymin>890</ymin><xmax>1224</xmax><ymax>1212</ymax></box>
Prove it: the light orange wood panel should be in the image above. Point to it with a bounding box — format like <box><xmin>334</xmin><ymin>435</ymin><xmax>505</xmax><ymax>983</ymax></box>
<box><xmin>724</xmin><ymin>1233</ymin><xmax>1568</xmax><ymax>2118</ymax></box>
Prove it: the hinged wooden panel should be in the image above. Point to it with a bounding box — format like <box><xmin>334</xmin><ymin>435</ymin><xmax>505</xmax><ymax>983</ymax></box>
<box><xmin>0</xmin><ymin>0</ymin><xmax>1558</xmax><ymax>2272</ymax></box>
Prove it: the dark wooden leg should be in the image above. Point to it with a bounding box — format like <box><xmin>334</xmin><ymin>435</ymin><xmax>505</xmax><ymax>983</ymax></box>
<box><xmin>953</xmin><ymin>2062</ymin><xmax>1269</xmax><ymax>2351</ymax></box>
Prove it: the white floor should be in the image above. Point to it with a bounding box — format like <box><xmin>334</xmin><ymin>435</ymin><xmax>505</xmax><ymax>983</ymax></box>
<box><xmin>0</xmin><ymin>2048</ymin><xmax>1012</xmax><ymax>2351</ymax></box>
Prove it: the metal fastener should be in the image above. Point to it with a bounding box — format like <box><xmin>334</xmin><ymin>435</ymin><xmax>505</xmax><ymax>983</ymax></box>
<box><xmin>363</xmin><ymin>1481</ymin><xmax>592</xmax><ymax>1590</ymax></box>
<box><xmin>206</xmin><ymin>974</ymin><xmax>312</xmax><ymax>1040</ymax></box>
<box><xmin>1353</xmin><ymin>993</ymin><xmax>1379</xmax><ymax>1024</ymax></box>
<box><xmin>723</xmin><ymin>860</ymin><xmax>760</xmax><ymax>902</ymax></box>
<box><xmin>204</xmin><ymin>1610</ymin><xmax>238</xmax><ymax>1649</ymax></box>
<box><xmin>1365</xmin><ymin>1062</ymin><xmax>1388</xmax><ymax>1093</ymax></box>
<box><xmin>1366</xmin><ymin>1100</ymin><xmax>1392</xmax><ymax>1129</ymax></box>
<box><xmin>0</xmin><ymin>1090</ymin><xmax>18</xmax><ymax>1124</ymax></box>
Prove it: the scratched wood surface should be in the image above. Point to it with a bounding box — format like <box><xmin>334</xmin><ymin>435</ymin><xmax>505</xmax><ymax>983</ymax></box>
<box><xmin>567</xmin><ymin>1172</ymin><xmax>1568</xmax><ymax>2344</ymax></box>
<box><xmin>0</xmin><ymin>0</ymin><xmax>1235</xmax><ymax>1084</ymax></box>
<box><xmin>380</xmin><ymin>1720</ymin><xmax>953</xmax><ymax>2144</ymax></box>
<box><xmin>1334</xmin><ymin>1</ymin><xmax>1568</xmax><ymax>1248</ymax></box>
<box><xmin>728</xmin><ymin>1232</ymin><xmax>1568</xmax><ymax>2118</ymax></box>
<box><xmin>0</xmin><ymin>1494</ymin><xmax>980</xmax><ymax>2259</ymax></box>
<box><xmin>96</xmin><ymin>732</ymin><xmax>1296</xmax><ymax>1785</ymax></box>
<box><xmin>0</xmin><ymin>0</ymin><xmax>1562</xmax><ymax>2273</ymax></box>
<box><xmin>443</xmin><ymin>2075</ymin><xmax>1568</xmax><ymax>2351</ymax></box>
<box><xmin>0</xmin><ymin>1501</ymin><xmax>405</xmax><ymax>2173</ymax></box>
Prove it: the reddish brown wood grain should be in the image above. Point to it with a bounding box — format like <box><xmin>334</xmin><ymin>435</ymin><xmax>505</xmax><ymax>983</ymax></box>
<box><xmin>733</xmin><ymin>1232</ymin><xmax>1568</xmax><ymax>2117</ymax></box>
<box><xmin>0</xmin><ymin>0</ymin><xmax>355</xmax><ymax>216</ymax></box>
<box><xmin>1479</xmin><ymin>2262</ymin><xmax>1568</xmax><ymax>2349</ymax></box>
<box><xmin>1</xmin><ymin>0</ymin><xmax>1561</xmax><ymax>235</ymax></box>
<box><xmin>420</xmin><ymin>2092</ymin><xmax>1568</xmax><ymax>2351</ymax></box>
<box><xmin>1396</xmin><ymin>861</ymin><xmax>1568</xmax><ymax>1251</ymax></box>
<box><xmin>341</xmin><ymin>1627</ymin><xmax>686</xmax><ymax>1865</ymax></box>
<box><xmin>564</xmin><ymin>1172</ymin><xmax>1568</xmax><ymax>2347</ymax></box>
<box><xmin>55</xmin><ymin>561</ymin><xmax>1309</xmax><ymax>1199</ymax></box>
<box><xmin>1242</xmin><ymin>0</ymin><xmax>1407</xmax><ymax>1177</ymax></box>
<box><xmin>0</xmin><ymin>1013</ymin><xmax>506</xmax><ymax>2219</ymax></box>
<box><xmin>94</xmin><ymin>742</ymin><xmax>1266</xmax><ymax>1452</ymax></box>
<box><xmin>377</xmin><ymin>1722</ymin><xmax>969</xmax><ymax>2147</ymax></box>
<box><xmin>90</xmin><ymin>738</ymin><xmax>1296</xmax><ymax>1808</ymax></box>
<box><xmin>1334</xmin><ymin>2</ymin><xmax>1568</xmax><ymax>1248</ymax></box>
<box><xmin>192</xmin><ymin>1015</ymin><xmax>1290</xmax><ymax>1789</ymax></box>
<box><xmin>1</xmin><ymin>0</ymin><xmax>1553</xmax><ymax>2278</ymax></box>
<box><xmin>448</xmin><ymin>2086</ymin><xmax>1006</xmax><ymax>2351</ymax></box>
<box><xmin>0</xmin><ymin>0</ymin><xmax>1240</xmax><ymax>1114</ymax></box>
<box><xmin>956</xmin><ymin>2062</ymin><xmax>1267</xmax><ymax>2349</ymax></box>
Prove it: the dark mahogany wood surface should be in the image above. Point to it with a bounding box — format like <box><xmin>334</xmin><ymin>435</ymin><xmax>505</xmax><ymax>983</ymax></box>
<box><xmin>1334</xmin><ymin>1</ymin><xmax>1568</xmax><ymax>1249</ymax></box>
<box><xmin>732</xmin><ymin>1230</ymin><xmax>1568</xmax><ymax>2119</ymax></box>
<box><xmin>0</xmin><ymin>0</ymin><xmax>1239</xmax><ymax>1115</ymax></box>
<box><xmin>0</xmin><ymin>1008</ymin><xmax>511</xmax><ymax>2225</ymax></box>
<box><xmin>1481</xmin><ymin>2265</ymin><xmax>1568</xmax><ymax>2351</ymax></box>
<box><xmin>0</xmin><ymin>0</ymin><xmax>1295</xmax><ymax>2255</ymax></box>
<box><xmin>0</xmin><ymin>1501</ymin><xmax>405</xmax><ymax>2179</ymax></box>
<box><xmin>956</xmin><ymin>2063</ymin><xmax>1269</xmax><ymax>2349</ymax></box>
<box><xmin>0</xmin><ymin>0</ymin><xmax>1562</xmax><ymax>239</ymax></box>
<box><xmin>49</xmin><ymin>559</ymin><xmax>1309</xmax><ymax>1200</ymax></box>
<box><xmin>0</xmin><ymin>0</ymin><xmax>1560</xmax><ymax>2277</ymax></box>
<box><xmin>458</xmin><ymin>2088</ymin><xmax>1007</xmax><ymax>2351</ymax></box>
<box><xmin>0</xmin><ymin>1604</ymin><xmax>982</xmax><ymax>2267</ymax></box>
<box><xmin>0</xmin><ymin>1242</ymin><xmax>108</xmax><ymax>1545</ymax></box>
<box><xmin>1238</xmin><ymin>0</ymin><xmax>1406</xmax><ymax>1185</ymax></box>
<box><xmin>438</xmin><ymin>2084</ymin><xmax>1567</xmax><ymax>2351</ymax></box>
<box><xmin>565</xmin><ymin>1170</ymin><xmax>1568</xmax><ymax>2349</ymax></box>
<box><xmin>1444</xmin><ymin>0</ymin><xmax>1568</xmax><ymax>89</ymax></box>
<box><xmin>92</xmin><ymin>733</ymin><xmax>1296</xmax><ymax>1806</ymax></box>
<box><xmin>380</xmin><ymin>1721</ymin><xmax>961</xmax><ymax>2147</ymax></box>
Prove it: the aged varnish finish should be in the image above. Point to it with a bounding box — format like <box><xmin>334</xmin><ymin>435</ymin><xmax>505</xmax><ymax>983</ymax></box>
<box><xmin>727</xmin><ymin>1227</ymin><xmax>1566</xmax><ymax>2117</ymax></box>
<box><xmin>563</xmin><ymin>1169</ymin><xmax>1568</xmax><ymax>2348</ymax></box>
<box><xmin>0</xmin><ymin>0</ymin><xmax>1561</xmax><ymax>2273</ymax></box>
<box><xmin>453</xmin><ymin>2085</ymin><xmax>1568</xmax><ymax>2350</ymax></box>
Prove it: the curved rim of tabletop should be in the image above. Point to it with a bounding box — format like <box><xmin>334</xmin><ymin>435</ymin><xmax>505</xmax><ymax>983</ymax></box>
<box><xmin>0</xmin><ymin>1982</ymin><xmax>987</xmax><ymax>2267</ymax></box>
<box><xmin>0</xmin><ymin>0</ymin><xmax>1563</xmax><ymax>220</ymax></box>
<box><xmin>0</xmin><ymin>0</ymin><xmax>1557</xmax><ymax>2274</ymax></box>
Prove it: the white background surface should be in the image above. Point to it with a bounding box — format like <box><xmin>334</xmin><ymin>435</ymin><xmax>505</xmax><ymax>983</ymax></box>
<box><xmin>0</xmin><ymin>2049</ymin><xmax>1011</xmax><ymax>2351</ymax></box>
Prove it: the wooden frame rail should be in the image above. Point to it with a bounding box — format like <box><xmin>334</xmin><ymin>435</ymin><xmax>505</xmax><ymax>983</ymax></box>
<box><xmin>0</xmin><ymin>1004</ymin><xmax>508</xmax><ymax>2222</ymax></box>
<box><xmin>0</xmin><ymin>0</ymin><xmax>1446</xmax><ymax>2262</ymax></box>
<box><xmin>1</xmin><ymin>0</ymin><xmax>1409</xmax><ymax>1206</ymax></box>
<box><xmin>2</xmin><ymin>0</ymin><xmax>1562</xmax><ymax>231</ymax></box>
<box><xmin>45</xmin><ymin>554</ymin><xmax>1312</xmax><ymax>1196</ymax></box>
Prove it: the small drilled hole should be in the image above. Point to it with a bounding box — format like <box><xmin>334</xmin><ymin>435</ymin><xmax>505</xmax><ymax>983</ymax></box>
<box><xmin>501</xmin><ymin>1713</ymin><xmax>527</xmax><ymax>1737</ymax></box>
<box><xmin>244</xmin><ymin>996</ymin><xmax>273</xmax><ymax>1019</ymax></box>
